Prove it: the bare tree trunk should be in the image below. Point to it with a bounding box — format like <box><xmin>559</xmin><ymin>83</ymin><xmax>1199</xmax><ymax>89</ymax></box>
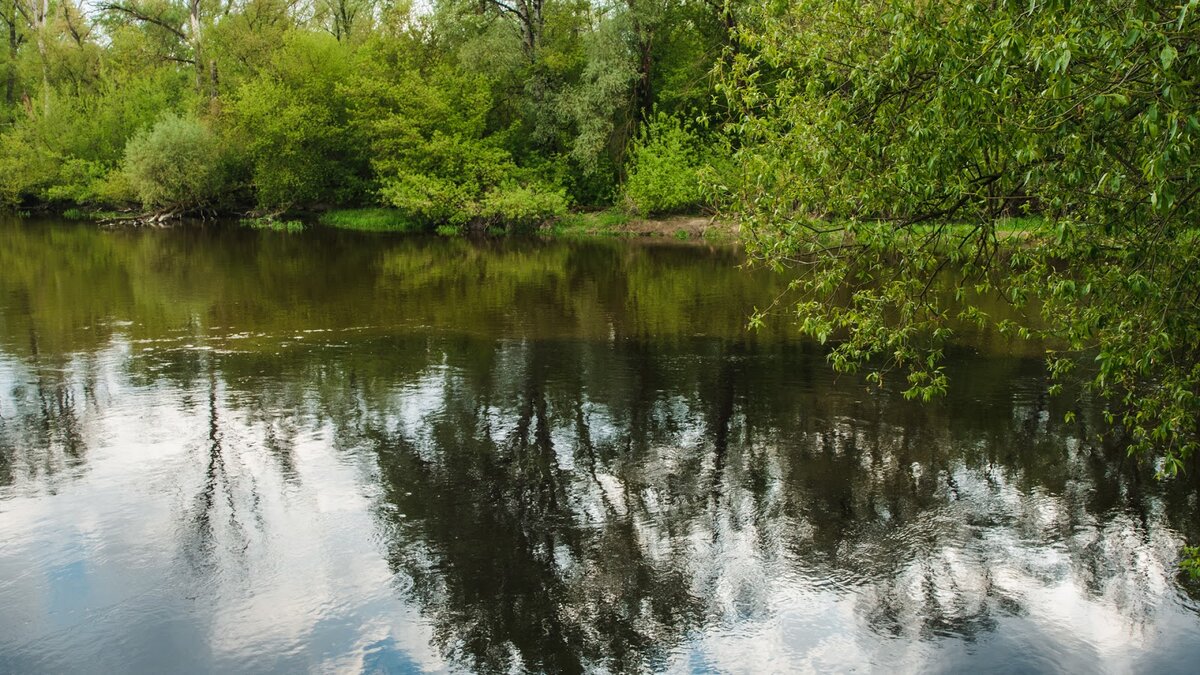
<box><xmin>483</xmin><ymin>0</ymin><xmax>543</xmax><ymax>63</ymax></box>
<box><xmin>630</xmin><ymin>11</ymin><xmax>653</xmax><ymax>127</ymax></box>
<box><xmin>4</xmin><ymin>2</ymin><xmax>17</xmax><ymax>106</ymax></box>
<box><xmin>31</xmin><ymin>0</ymin><xmax>48</xmax><ymax>114</ymax></box>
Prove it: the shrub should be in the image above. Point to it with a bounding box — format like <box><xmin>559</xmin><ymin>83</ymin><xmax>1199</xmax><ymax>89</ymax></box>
<box><xmin>622</xmin><ymin>112</ymin><xmax>708</xmax><ymax>216</ymax></box>
<box><xmin>478</xmin><ymin>183</ymin><xmax>569</xmax><ymax>232</ymax></box>
<box><xmin>123</xmin><ymin>114</ymin><xmax>225</xmax><ymax>209</ymax></box>
<box><xmin>353</xmin><ymin>60</ymin><xmax>567</xmax><ymax>231</ymax></box>
<box><xmin>229</xmin><ymin>33</ymin><xmax>370</xmax><ymax>210</ymax></box>
<box><xmin>0</xmin><ymin>129</ymin><xmax>57</xmax><ymax>206</ymax></box>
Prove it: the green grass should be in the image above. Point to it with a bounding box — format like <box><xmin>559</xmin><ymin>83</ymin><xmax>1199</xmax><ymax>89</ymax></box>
<box><xmin>701</xmin><ymin>225</ymin><xmax>737</xmax><ymax>245</ymax></box>
<box><xmin>319</xmin><ymin>208</ymin><xmax>421</xmax><ymax>233</ymax></box>
<box><xmin>61</xmin><ymin>208</ymin><xmax>121</xmax><ymax>221</ymax></box>
<box><xmin>242</xmin><ymin>217</ymin><xmax>304</xmax><ymax>233</ymax></box>
<box><xmin>549</xmin><ymin>209</ymin><xmax>633</xmax><ymax>237</ymax></box>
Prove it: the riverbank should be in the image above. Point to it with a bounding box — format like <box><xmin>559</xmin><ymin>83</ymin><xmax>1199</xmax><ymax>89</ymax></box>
<box><xmin>312</xmin><ymin>207</ymin><xmax>738</xmax><ymax>242</ymax></box>
<box><xmin>57</xmin><ymin>205</ymin><xmax>743</xmax><ymax>244</ymax></box>
<box><xmin>548</xmin><ymin>210</ymin><xmax>737</xmax><ymax>243</ymax></box>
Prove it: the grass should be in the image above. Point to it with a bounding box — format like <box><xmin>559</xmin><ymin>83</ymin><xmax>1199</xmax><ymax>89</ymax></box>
<box><xmin>61</xmin><ymin>208</ymin><xmax>121</xmax><ymax>221</ymax></box>
<box><xmin>319</xmin><ymin>208</ymin><xmax>421</xmax><ymax>233</ymax></box>
<box><xmin>549</xmin><ymin>209</ymin><xmax>633</xmax><ymax>237</ymax></box>
<box><xmin>242</xmin><ymin>217</ymin><xmax>304</xmax><ymax>233</ymax></box>
<box><xmin>701</xmin><ymin>225</ymin><xmax>737</xmax><ymax>245</ymax></box>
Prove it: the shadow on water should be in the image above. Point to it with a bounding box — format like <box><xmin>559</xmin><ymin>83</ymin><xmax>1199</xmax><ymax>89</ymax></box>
<box><xmin>0</xmin><ymin>218</ymin><xmax>1198</xmax><ymax>673</ymax></box>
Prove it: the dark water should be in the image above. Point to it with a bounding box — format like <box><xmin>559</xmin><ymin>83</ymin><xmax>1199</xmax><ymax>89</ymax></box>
<box><xmin>1</xmin><ymin>219</ymin><xmax>1199</xmax><ymax>674</ymax></box>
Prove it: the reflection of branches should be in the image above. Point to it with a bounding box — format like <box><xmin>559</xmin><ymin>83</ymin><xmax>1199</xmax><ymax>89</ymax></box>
<box><xmin>0</xmin><ymin>330</ymin><xmax>90</xmax><ymax>487</ymax></box>
<box><xmin>181</xmin><ymin>363</ymin><xmax>249</xmax><ymax>576</ymax></box>
<box><xmin>359</xmin><ymin>339</ymin><xmax>1200</xmax><ymax>668</ymax></box>
<box><xmin>28</xmin><ymin>328</ymin><xmax>1191</xmax><ymax>667</ymax></box>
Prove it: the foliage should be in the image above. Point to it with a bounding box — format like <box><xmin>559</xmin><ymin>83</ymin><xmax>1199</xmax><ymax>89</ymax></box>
<box><xmin>723</xmin><ymin>0</ymin><xmax>1200</xmax><ymax>470</ymax></box>
<box><xmin>0</xmin><ymin>70</ymin><xmax>182</xmax><ymax>206</ymax></box>
<box><xmin>242</xmin><ymin>217</ymin><xmax>305</xmax><ymax>232</ymax></box>
<box><xmin>351</xmin><ymin>54</ymin><xmax>569</xmax><ymax>231</ymax></box>
<box><xmin>0</xmin><ymin>0</ymin><xmax>738</xmax><ymax>219</ymax></box>
<box><xmin>229</xmin><ymin>33</ymin><xmax>370</xmax><ymax>210</ymax></box>
<box><xmin>623</xmin><ymin>111</ymin><xmax>708</xmax><ymax>215</ymax></box>
<box><xmin>478</xmin><ymin>183</ymin><xmax>569</xmax><ymax>231</ymax></box>
<box><xmin>1184</xmin><ymin>547</ymin><xmax>1200</xmax><ymax>580</ymax></box>
<box><xmin>123</xmin><ymin>113</ymin><xmax>226</xmax><ymax>209</ymax></box>
<box><xmin>319</xmin><ymin>208</ymin><xmax>419</xmax><ymax>232</ymax></box>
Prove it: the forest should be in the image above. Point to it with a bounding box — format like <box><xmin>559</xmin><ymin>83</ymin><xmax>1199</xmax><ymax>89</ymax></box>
<box><xmin>1</xmin><ymin>0</ymin><xmax>1198</xmax><ymax>520</ymax></box>
<box><xmin>0</xmin><ymin>0</ymin><xmax>734</xmax><ymax>226</ymax></box>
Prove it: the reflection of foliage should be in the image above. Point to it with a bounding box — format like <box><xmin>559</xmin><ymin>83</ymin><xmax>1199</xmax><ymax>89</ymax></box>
<box><xmin>0</xmin><ymin>352</ymin><xmax>91</xmax><ymax>489</ymax></box>
<box><xmin>3</xmin><ymin>222</ymin><xmax>1199</xmax><ymax>669</ymax></box>
<box><xmin>172</xmin><ymin>331</ymin><xmax>1197</xmax><ymax>672</ymax></box>
<box><xmin>0</xmin><ymin>219</ymin><xmax>799</xmax><ymax>357</ymax></box>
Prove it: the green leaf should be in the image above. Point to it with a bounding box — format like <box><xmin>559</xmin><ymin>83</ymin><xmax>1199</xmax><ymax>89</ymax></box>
<box><xmin>1161</xmin><ymin>43</ymin><xmax>1177</xmax><ymax>71</ymax></box>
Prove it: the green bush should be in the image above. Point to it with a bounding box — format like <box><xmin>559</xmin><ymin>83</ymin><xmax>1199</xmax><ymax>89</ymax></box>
<box><xmin>229</xmin><ymin>33</ymin><xmax>370</xmax><ymax>210</ymax></box>
<box><xmin>357</xmin><ymin>63</ymin><xmax>567</xmax><ymax>231</ymax></box>
<box><xmin>0</xmin><ymin>128</ymin><xmax>58</xmax><ymax>206</ymax></box>
<box><xmin>622</xmin><ymin>112</ymin><xmax>708</xmax><ymax>216</ymax></box>
<box><xmin>478</xmin><ymin>183</ymin><xmax>569</xmax><ymax>231</ymax></box>
<box><xmin>123</xmin><ymin>114</ymin><xmax>226</xmax><ymax>209</ymax></box>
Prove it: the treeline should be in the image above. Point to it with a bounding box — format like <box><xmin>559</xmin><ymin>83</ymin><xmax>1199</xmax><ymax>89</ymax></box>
<box><xmin>0</xmin><ymin>0</ymin><xmax>737</xmax><ymax>227</ymax></box>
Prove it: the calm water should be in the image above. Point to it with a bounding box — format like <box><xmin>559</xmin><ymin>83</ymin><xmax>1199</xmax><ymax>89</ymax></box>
<box><xmin>1</xmin><ymin>218</ymin><xmax>1199</xmax><ymax>674</ymax></box>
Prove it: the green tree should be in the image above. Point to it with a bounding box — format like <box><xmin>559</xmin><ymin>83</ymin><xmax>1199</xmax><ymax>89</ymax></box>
<box><xmin>721</xmin><ymin>0</ymin><xmax>1200</xmax><ymax>473</ymax></box>
<box><xmin>229</xmin><ymin>32</ymin><xmax>370</xmax><ymax>210</ymax></box>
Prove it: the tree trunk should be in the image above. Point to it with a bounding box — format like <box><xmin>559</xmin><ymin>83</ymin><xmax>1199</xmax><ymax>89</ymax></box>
<box><xmin>632</xmin><ymin>22</ymin><xmax>653</xmax><ymax>126</ymax></box>
<box><xmin>5</xmin><ymin>6</ymin><xmax>16</xmax><ymax>106</ymax></box>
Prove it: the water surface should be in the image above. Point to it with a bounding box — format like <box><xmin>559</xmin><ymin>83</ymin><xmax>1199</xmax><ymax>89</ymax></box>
<box><xmin>1</xmin><ymin>219</ymin><xmax>1198</xmax><ymax>673</ymax></box>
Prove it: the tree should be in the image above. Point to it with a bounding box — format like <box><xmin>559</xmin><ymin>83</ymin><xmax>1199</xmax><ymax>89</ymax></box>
<box><xmin>99</xmin><ymin>0</ymin><xmax>219</xmax><ymax>99</ymax></box>
<box><xmin>721</xmin><ymin>0</ymin><xmax>1200</xmax><ymax>472</ymax></box>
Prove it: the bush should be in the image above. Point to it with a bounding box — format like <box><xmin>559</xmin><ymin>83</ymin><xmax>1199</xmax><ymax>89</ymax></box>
<box><xmin>123</xmin><ymin>114</ymin><xmax>226</xmax><ymax>209</ymax></box>
<box><xmin>229</xmin><ymin>33</ymin><xmax>371</xmax><ymax>210</ymax></box>
<box><xmin>622</xmin><ymin>112</ymin><xmax>708</xmax><ymax>216</ymax></box>
<box><xmin>358</xmin><ymin>63</ymin><xmax>567</xmax><ymax>231</ymax></box>
<box><xmin>478</xmin><ymin>183</ymin><xmax>569</xmax><ymax>231</ymax></box>
<box><xmin>0</xmin><ymin>128</ymin><xmax>58</xmax><ymax>206</ymax></box>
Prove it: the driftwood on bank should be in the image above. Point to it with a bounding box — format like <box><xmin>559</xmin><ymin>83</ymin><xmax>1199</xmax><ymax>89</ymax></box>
<box><xmin>98</xmin><ymin>206</ymin><xmax>224</xmax><ymax>228</ymax></box>
<box><xmin>99</xmin><ymin>210</ymin><xmax>177</xmax><ymax>228</ymax></box>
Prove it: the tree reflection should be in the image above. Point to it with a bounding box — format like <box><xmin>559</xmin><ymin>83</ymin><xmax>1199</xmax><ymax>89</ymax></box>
<box><xmin>338</xmin><ymin>337</ymin><xmax>1200</xmax><ymax>671</ymax></box>
<box><xmin>2</xmin><ymin>221</ymin><xmax>1198</xmax><ymax>671</ymax></box>
<box><xmin>0</xmin><ymin>329</ymin><xmax>92</xmax><ymax>490</ymax></box>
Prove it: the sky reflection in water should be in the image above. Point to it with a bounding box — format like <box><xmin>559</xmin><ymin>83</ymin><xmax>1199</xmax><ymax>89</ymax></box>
<box><xmin>0</xmin><ymin>219</ymin><xmax>1198</xmax><ymax>673</ymax></box>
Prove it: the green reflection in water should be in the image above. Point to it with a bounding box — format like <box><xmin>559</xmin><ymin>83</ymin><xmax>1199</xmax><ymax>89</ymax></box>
<box><xmin>0</xmin><ymin>218</ymin><xmax>1197</xmax><ymax>674</ymax></box>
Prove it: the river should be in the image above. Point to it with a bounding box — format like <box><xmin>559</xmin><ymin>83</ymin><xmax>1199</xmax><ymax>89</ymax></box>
<box><xmin>1</xmin><ymin>218</ymin><xmax>1198</xmax><ymax>673</ymax></box>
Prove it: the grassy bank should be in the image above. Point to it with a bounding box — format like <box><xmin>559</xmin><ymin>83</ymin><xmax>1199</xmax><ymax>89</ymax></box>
<box><xmin>318</xmin><ymin>208</ymin><xmax>421</xmax><ymax>233</ymax></box>
<box><xmin>309</xmin><ymin>207</ymin><xmax>742</xmax><ymax>243</ymax></box>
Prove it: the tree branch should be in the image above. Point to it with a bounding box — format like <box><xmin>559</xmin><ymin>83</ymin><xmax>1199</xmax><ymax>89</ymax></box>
<box><xmin>99</xmin><ymin>2</ymin><xmax>187</xmax><ymax>42</ymax></box>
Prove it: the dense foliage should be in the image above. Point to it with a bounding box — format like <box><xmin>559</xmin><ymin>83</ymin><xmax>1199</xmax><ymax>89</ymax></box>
<box><xmin>722</xmin><ymin>0</ymin><xmax>1200</xmax><ymax>476</ymax></box>
<box><xmin>4</xmin><ymin>0</ymin><xmax>1198</xmax><ymax>521</ymax></box>
<box><xmin>0</xmin><ymin>0</ymin><xmax>738</xmax><ymax>227</ymax></box>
